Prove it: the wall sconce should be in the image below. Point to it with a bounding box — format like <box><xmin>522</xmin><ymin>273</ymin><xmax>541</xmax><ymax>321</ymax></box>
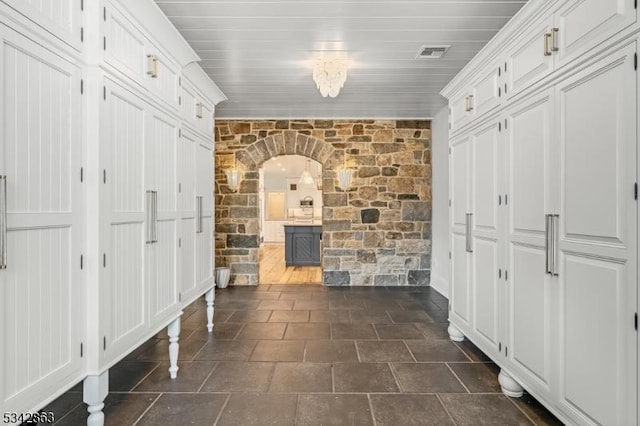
<box><xmin>336</xmin><ymin>169</ymin><xmax>353</xmax><ymax>190</ymax></box>
<box><xmin>225</xmin><ymin>169</ymin><xmax>242</xmax><ymax>192</ymax></box>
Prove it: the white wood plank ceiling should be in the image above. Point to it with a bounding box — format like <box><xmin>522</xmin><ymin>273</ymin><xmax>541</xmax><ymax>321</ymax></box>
<box><xmin>154</xmin><ymin>0</ymin><xmax>527</xmax><ymax>119</ymax></box>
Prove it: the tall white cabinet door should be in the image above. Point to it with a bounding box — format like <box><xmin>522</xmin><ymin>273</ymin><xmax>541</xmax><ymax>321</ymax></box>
<box><xmin>145</xmin><ymin>108</ymin><xmax>179</xmax><ymax>325</ymax></box>
<box><xmin>0</xmin><ymin>27</ymin><xmax>83</xmax><ymax>414</ymax></box>
<box><xmin>504</xmin><ymin>88</ymin><xmax>557</xmax><ymax>399</ymax></box>
<box><xmin>101</xmin><ymin>78</ymin><xmax>147</xmax><ymax>363</ymax></box>
<box><xmin>470</xmin><ymin>121</ymin><xmax>501</xmax><ymax>353</ymax></box>
<box><xmin>555</xmin><ymin>42</ymin><xmax>637</xmax><ymax>426</ymax></box>
<box><xmin>179</xmin><ymin>129</ymin><xmax>197</xmax><ymax>301</ymax></box>
<box><xmin>195</xmin><ymin>140</ymin><xmax>214</xmax><ymax>291</ymax></box>
<box><xmin>449</xmin><ymin>136</ymin><xmax>472</xmax><ymax>326</ymax></box>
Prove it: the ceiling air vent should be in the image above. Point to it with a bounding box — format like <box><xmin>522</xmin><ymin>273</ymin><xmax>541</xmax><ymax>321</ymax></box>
<box><xmin>416</xmin><ymin>45</ymin><xmax>450</xmax><ymax>59</ymax></box>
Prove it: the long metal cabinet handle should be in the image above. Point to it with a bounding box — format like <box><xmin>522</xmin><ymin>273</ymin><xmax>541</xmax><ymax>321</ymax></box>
<box><xmin>152</xmin><ymin>191</ymin><xmax>158</xmax><ymax>243</ymax></box>
<box><xmin>544</xmin><ymin>32</ymin><xmax>552</xmax><ymax>56</ymax></box>
<box><xmin>551</xmin><ymin>28</ymin><xmax>559</xmax><ymax>52</ymax></box>
<box><xmin>196</xmin><ymin>196</ymin><xmax>203</xmax><ymax>234</ymax></box>
<box><xmin>0</xmin><ymin>175</ymin><xmax>6</xmax><ymax>269</ymax></box>
<box><xmin>146</xmin><ymin>191</ymin><xmax>153</xmax><ymax>244</ymax></box>
<box><xmin>467</xmin><ymin>95</ymin><xmax>474</xmax><ymax>111</ymax></box>
<box><xmin>465</xmin><ymin>213</ymin><xmax>473</xmax><ymax>253</ymax></box>
<box><xmin>545</xmin><ymin>214</ymin><xmax>551</xmax><ymax>274</ymax></box>
<box><xmin>551</xmin><ymin>214</ymin><xmax>559</xmax><ymax>276</ymax></box>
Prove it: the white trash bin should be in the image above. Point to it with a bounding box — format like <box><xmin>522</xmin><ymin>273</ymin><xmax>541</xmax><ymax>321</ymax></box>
<box><xmin>216</xmin><ymin>267</ymin><xmax>231</xmax><ymax>289</ymax></box>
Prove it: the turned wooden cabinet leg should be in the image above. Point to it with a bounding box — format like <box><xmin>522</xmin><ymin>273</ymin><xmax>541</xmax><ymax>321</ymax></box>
<box><xmin>206</xmin><ymin>288</ymin><xmax>215</xmax><ymax>332</ymax></box>
<box><xmin>447</xmin><ymin>324</ymin><xmax>465</xmax><ymax>342</ymax></box>
<box><xmin>83</xmin><ymin>370</ymin><xmax>108</xmax><ymax>426</ymax></box>
<box><xmin>167</xmin><ymin>316</ymin><xmax>181</xmax><ymax>379</ymax></box>
<box><xmin>499</xmin><ymin>369</ymin><xmax>524</xmax><ymax>398</ymax></box>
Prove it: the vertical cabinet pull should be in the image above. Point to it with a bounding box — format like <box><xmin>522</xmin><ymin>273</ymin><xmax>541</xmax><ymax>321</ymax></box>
<box><xmin>551</xmin><ymin>28</ymin><xmax>559</xmax><ymax>52</ymax></box>
<box><xmin>545</xmin><ymin>214</ymin><xmax>560</xmax><ymax>276</ymax></box>
<box><xmin>465</xmin><ymin>213</ymin><xmax>473</xmax><ymax>253</ymax></box>
<box><xmin>195</xmin><ymin>102</ymin><xmax>204</xmax><ymax>119</ymax></box>
<box><xmin>467</xmin><ymin>95</ymin><xmax>474</xmax><ymax>111</ymax></box>
<box><xmin>544</xmin><ymin>32</ymin><xmax>552</xmax><ymax>56</ymax></box>
<box><xmin>146</xmin><ymin>54</ymin><xmax>158</xmax><ymax>78</ymax></box>
<box><xmin>0</xmin><ymin>175</ymin><xmax>6</xmax><ymax>269</ymax></box>
<box><xmin>196</xmin><ymin>196</ymin><xmax>203</xmax><ymax>233</ymax></box>
<box><xmin>146</xmin><ymin>191</ymin><xmax>158</xmax><ymax>244</ymax></box>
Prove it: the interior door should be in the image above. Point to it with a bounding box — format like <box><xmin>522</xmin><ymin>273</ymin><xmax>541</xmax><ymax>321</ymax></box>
<box><xmin>0</xmin><ymin>25</ymin><xmax>83</xmax><ymax>415</ymax></box>
<box><xmin>555</xmin><ymin>41</ymin><xmax>637</xmax><ymax>426</ymax></box>
<box><xmin>449</xmin><ymin>135</ymin><xmax>472</xmax><ymax>327</ymax></box>
<box><xmin>505</xmin><ymin>87</ymin><xmax>557</xmax><ymax>399</ymax></box>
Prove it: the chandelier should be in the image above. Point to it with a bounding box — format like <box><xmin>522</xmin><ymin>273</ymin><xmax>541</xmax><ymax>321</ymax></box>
<box><xmin>313</xmin><ymin>58</ymin><xmax>348</xmax><ymax>98</ymax></box>
<box><xmin>299</xmin><ymin>159</ymin><xmax>316</xmax><ymax>186</ymax></box>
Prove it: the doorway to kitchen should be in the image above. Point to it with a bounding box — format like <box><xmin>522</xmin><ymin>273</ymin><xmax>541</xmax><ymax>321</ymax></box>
<box><xmin>258</xmin><ymin>155</ymin><xmax>323</xmax><ymax>284</ymax></box>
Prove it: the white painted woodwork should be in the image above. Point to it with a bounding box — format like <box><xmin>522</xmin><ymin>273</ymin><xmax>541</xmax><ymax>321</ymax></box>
<box><xmin>554</xmin><ymin>0</ymin><xmax>637</xmax><ymax>67</ymax></box>
<box><xmin>154</xmin><ymin>0</ymin><xmax>527</xmax><ymax>118</ymax></box>
<box><xmin>470</xmin><ymin>121</ymin><xmax>501</xmax><ymax>353</ymax></box>
<box><xmin>505</xmin><ymin>88</ymin><xmax>557</xmax><ymax>398</ymax></box>
<box><xmin>195</xmin><ymin>141</ymin><xmax>213</xmax><ymax>289</ymax></box>
<box><xmin>443</xmin><ymin>1</ymin><xmax>638</xmax><ymax>424</ymax></box>
<box><xmin>179</xmin><ymin>129</ymin><xmax>197</xmax><ymax>299</ymax></box>
<box><xmin>472</xmin><ymin>67</ymin><xmax>501</xmax><ymax>120</ymax></box>
<box><xmin>555</xmin><ymin>41</ymin><xmax>637</xmax><ymax>426</ymax></box>
<box><xmin>0</xmin><ymin>0</ymin><xmax>82</xmax><ymax>51</ymax></box>
<box><xmin>0</xmin><ymin>25</ymin><xmax>83</xmax><ymax>415</ymax></box>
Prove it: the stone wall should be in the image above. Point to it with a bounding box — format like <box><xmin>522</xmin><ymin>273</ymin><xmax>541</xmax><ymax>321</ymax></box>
<box><xmin>215</xmin><ymin>119</ymin><xmax>432</xmax><ymax>286</ymax></box>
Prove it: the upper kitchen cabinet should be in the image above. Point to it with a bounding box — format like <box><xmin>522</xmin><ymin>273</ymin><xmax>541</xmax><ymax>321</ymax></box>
<box><xmin>506</xmin><ymin>0</ymin><xmax>637</xmax><ymax>100</ymax></box>
<box><xmin>0</xmin><ymin>0</ymin><xmax>82</xmax><ymax>51</ymax></box>
<box><xmin>102</xmin><ymin>0</ymin><xmax>182</xmax><ymax>111</ymax></box>
<box><xmin>181</xmin><ymin>62</ymin><xmax>225</xmax><ymax>138</ymax></box>
<box><xmin>449</xmin><ymin>65</ymin><xmax>502</xmax><ymax>134</ymax></box>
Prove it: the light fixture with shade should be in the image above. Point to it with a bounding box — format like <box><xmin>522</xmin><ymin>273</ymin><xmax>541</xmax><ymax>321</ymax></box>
<box><xmin>225</xmin><ymin>169</ymin><xmax>242</xmax><ymax>192</ymax></box>
<box><xmin>299</xmin><ymin>159</ymin><xmax>316</xmax><ymax>186</ymax></box>
<box><xmin>336</xmin><ymin>168</ymin><xmax>353</xmax><ymax>190</ymax></box>
<box><xmin>313</xmin><ymin>56</ymin><xmax>348</xmax><ymax>98</ymax></box>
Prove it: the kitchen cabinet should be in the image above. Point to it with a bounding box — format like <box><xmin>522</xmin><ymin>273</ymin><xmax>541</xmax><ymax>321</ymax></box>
<box><xmin>442</xmin><ymin>1</ymin><xmax>638</xmax><ymax>424</ymax></box>
<box><xmin>284</xmin><ymin>225</ymin><xmax>322</xmax><ymax>266</ymax></box>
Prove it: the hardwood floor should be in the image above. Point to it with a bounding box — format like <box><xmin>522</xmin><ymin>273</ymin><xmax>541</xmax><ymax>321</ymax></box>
<box><xmin>259</xmin><ymin>244</ymin><xmax>322</xmax><ymax>285</ymax></box>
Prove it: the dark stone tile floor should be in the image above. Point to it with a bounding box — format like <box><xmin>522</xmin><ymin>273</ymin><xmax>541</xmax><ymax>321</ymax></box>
<box><xmin>39</xmin><ymin>285</ymin><xmax>563</xmax><ymax>425</ymax></box>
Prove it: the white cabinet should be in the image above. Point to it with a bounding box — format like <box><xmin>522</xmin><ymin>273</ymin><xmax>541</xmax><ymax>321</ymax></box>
<box><xmin>181</xmin><ymin>77</ymin><xmax>215</xmax><ymax>138</ymax></box>
<box><xmin>0</xmin><ymin>24</ymin><xmax>84</xmax><ymax>416</ymax></box>
<box><xmin>0</xmin><ymin>0</ymin><xmax>82</xmax><ymax>51</ymax></box>
<box><xmin>449</xmin><ymin>66</ymin><xmax>501</xmax><ymax>133</ymax></box>
<box><xmin>554</xmin><ymin>40</ymin><xmax>637</xmax><ymax>426</ymax></box>
<box><xmin>443</xmin><ymin>1</ymin><xmax>638</xmax><ymax>424</ymax></box>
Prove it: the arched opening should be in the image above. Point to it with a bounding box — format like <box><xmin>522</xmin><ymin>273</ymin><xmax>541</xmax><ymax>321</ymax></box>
<box><xmin>259</xmin><ymin>155</ymin><xmax>323</xmax><ymax>284</ymax></box>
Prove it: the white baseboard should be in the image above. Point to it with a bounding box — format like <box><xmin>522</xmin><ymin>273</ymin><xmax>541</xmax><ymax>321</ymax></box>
<box><xmin>429</xmin><ymin>272</ymin><xmax>449</xmax><ymax>299</ymax></box>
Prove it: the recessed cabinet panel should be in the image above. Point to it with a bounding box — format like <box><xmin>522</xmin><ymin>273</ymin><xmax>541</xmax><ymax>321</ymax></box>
<box><xmin>451</xmin><ymin>234</ymin><xmax>470</xmax><ymax>323</ymax></box>
<box><xmin>473</xmin><ymin>239</ymin><xmax>499</xmax><ymax>346</ymax></box>
<box><xmin>179</xmin><ymin>131</ymin><xmax>196</xmax><ymax>212</ymax></box>
<box><xmin>555</xmin><ymin>0</ymin><xmax>636</xmax><ymax>67</ymax></box>
<box><xmin>451</xmin><ymin>138</ymin><xmax>470</xmax><ymax>227</ymax></box>
<box><xmin>473</xmin><ymin>124</ymin><xmax>499</xmax><ymax>231</ymax></box>
<box><xmin>0</xmin><ymin>27</ymin><xmax>82</xmax><ymax>414</ymax></box>
<box><xmin>473</xmin><ymin>68</ymin><xmax>501</xmax><ymax>118</ymax></box>
<box><xmin>559</xmin><ymin>43</ymin><xmax>635</xmax><ymax>246</ymax></box>
<box><xmin>511</xmin><ymin>245</ymin><xmax>550</xmax><ymax>387</ymax></box>
<box><xmin>1</xmin><ymin>0</ymin><xmax>82</xmax><ymax>50</ymax></box>
<box><xmin>105</xmin><ymin>8</ymin><xmax>146</xmax><ymax>82</ymax></box>
<box><xmin>450</xmin><ymin>91</ymin><xmax>471</xmax><ymax>133</ymax></box>
<box><xmin>148</xmin><ymin>221</ymin><xmax>177</xmax><ymax>320</ymax></box>
<box><xmin>562</xmin><ymin>256</ymin><xmax>629</xmax><ymax>426</ymax></box>
<box><xmin>507</xmin><ymin>17</ymin><xmax>555</xmax><ymax>99</ymax></box>
<box><xmin>181</xmin><ymin>218</ymin><xmax>196</xmax><ymax>295</ymax></box>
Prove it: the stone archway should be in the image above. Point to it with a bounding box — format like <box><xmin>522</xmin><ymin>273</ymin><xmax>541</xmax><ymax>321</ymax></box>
<box><xmin>215</xmin><ymin>120</ymin><xmax>433</xmax><ymax>287</ymax></box>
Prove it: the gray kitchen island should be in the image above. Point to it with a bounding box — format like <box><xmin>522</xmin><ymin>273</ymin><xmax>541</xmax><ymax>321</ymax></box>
<box><xmin>284</xmin><ymin>224</ymin><xmax>322</xmax><ymax>266</ymax></box>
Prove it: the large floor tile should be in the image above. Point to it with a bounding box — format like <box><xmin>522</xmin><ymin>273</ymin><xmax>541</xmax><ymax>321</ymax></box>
<box><xmin>438</xmin><ymin>394</ymin><xmax>533</xmax><ymax>426</ymax></box>
<box><xmin>137</xmin><ymin>393</ymin><xmax>228</xmax><ymax>426</ymax></box>
<box><xmin>387</xmin><ymin>310</ymin><xmax>434</xmax><ymax>324</ymax></box>
<box><xmin>392</xmin><ymin>363</ymin><xmax>467</xmax><ymax>393</ymax></box>
<box><xmin>194</xmin><ymin>340</ymin><xmax>257</xmax><ymax>361</ymax></box>
<box><xmin>304</xmin><ymin>340</ymin><xmax>359</xmax><ymax>362</ymax></box>
<box><xmin>331</xmin><ymin>323</ymin><xmax>377</xmax><ymax>340</ymax></box>
<box><xmin>369</xmin><ymin>394</ymin><xmax>454</xmax><ymax>426</ymax></box>
<box><xmin>309</xmin><ymin>310</ymin><xmax>350</xmax><ymax>323</ymax></box>
<box><xmin>356</xmin><ymin>340</ymin><xmax>414</xmax><ymax>362</ymax></box>
<box><xmin>257</xmin><ymin>300</ymin><xmax>294</xmax><ymax>310</ymax></box>
<box><xmin>349</xmin><ymin>310</ymin><xmax>393</xmax><ymax>324</ymax></box>
<box><xmin>374</xmin><ymin>324</ymin><xmax>424</xmax><ymax>340</ymax></box>
<box><xmin>108</xmin><ymin>361</ymin><xmax>159</xmax><ymax>391</ymax></box>
<box><xmin>237</xmin><ymin>323</ymin><xmax>287</xmax><ymax>339</ymax></box>
<box><xmin>448</xmin><ymin>362</ymin><xmax>501</xmax><ymax>393</ymax></box>
<box><xmin>227</xmin><ymin>310</ymin><xmax>272</xmax><ymax>323</ymax></box>
<box><xmin>296</xmin><ymin>394</ymin><xmax>374</xmax><ymax>426</ymax></box>
<box><xmin>284</xmin><ymin>323</ymin><xmax>330</xmax><ymax>339</ymax></box>
<box><xmin>56</xmin><ymin>393</ymin><xmax>159</xmax><ymax>426</ymax></box>
<box><xmin>269</xmin><ymin>362</ymin><xmax>332</xmax><ymax>392</ymax></box>
<box><xmin>268</xmin><ymin>310</ymin><xmax>310</xmax><ymax>322</ymax></box>
<box><xmin>200</xmin><ymin>361</ymin><xmax>274</xmax><ymax>392</ymax></box>
<box><xmin>250</xmin><ymin>340</ymin><xmax>305</xmax><ymax>362</ymax></box>
<box><xmin>216</xmin><ymin>393</ymin><xmax>297</xmax><ymax>426</ymax></box>
<box><xmin>405</xmin><ymin>339</ymin><xmax>471</xmax><ymax>362</ymax></box>
<box><xmin>333</xmin><ymin>362</ymin><xmax>399</xmax><ymax>393</ymax></box>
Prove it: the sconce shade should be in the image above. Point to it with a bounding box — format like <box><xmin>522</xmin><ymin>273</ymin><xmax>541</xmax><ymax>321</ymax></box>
<box><xmin>337</xmin><ymin>169</ymin><xmax>353</xmax><ymax>190</ymax></box>
<box><xmin>226</xmin><ymin>169</ymin><xmax>242</xmax><ymax>192</ymax></box>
